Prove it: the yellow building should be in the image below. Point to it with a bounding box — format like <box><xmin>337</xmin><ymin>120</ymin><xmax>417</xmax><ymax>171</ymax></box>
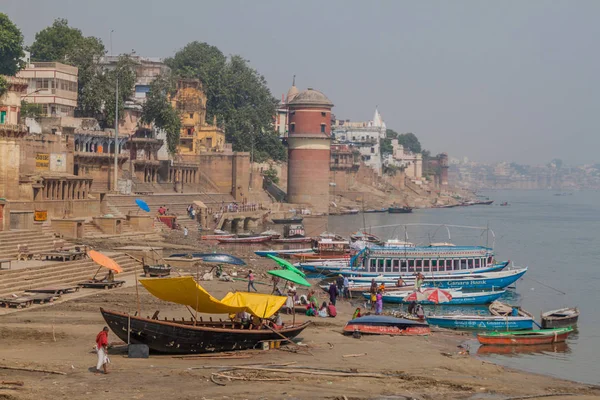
<box><xmin>171</xmin><ymin>79</ymin><xmax>225</xmax><ymax>154</ymax></box>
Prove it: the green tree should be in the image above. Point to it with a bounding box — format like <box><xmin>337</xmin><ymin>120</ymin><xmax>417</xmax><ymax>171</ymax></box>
<box><xmin>141</xmin><ymin>75</ymin><xmax>181</xmax><ymax>155</ymax></box>
<box><xmin>262</xmin><ymin>166</ymin><xmax>279</xmax><ymax>185</ymax></box>
<box><xmin>397</xmin><ymin>132</ymin><xmax>422</xmax><ymax>154</ymax></box>
<box><xmin>20</xmin><ymin>101</ymin><xmax>43</xmax><ymax>119</ymax></box>
<box><xmin>166</xmin><ymin>44</ymin><xmax>286</xmax><ymax>161</ymax></box>
<box><xmin>28</xmin><ymin>18</ymin><xmax>105</xmax><ymax>116</ymax></box>
<box><xmin>0</xmin><ymin>13</ymin><xmax>25</xmax><ymax>76</ymax></box>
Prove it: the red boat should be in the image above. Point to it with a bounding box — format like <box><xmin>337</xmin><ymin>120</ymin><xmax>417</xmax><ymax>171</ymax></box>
<box><xmin>343</xmin><ymin>315</ymin><xmax>430</xmax><ymax>336</ymax></box>
<box><xmin>201</xmin><ymin>234</ymin><xmax>234</xmax><ymax>240</ymax></box>
<box><xmin>216</xmin><ymin>235</ymin><xmax>271</xmax><ymax>244</ymax></box>
<box><xmin>477</xmin><ymin>327</ymin><xmax>573</xmax><ymax>346</ymax></box>
<box><xmin>271</xmin><ymin>237</ymin><xmax>313</xmax><ymax>244</ymax></box>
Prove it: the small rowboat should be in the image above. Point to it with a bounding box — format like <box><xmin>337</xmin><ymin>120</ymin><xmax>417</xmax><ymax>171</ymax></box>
<box><xmin>216</xmin><ymin>235</ymin><xmax>271</xmax><ymax>244</ymax></box>
<box><xmin>343</xmin><ymin>315</ymin><xmax>430</xmax><ymax>336</ymax></box>
<box><xmin>541</xmin><ymin>307</ymin><xmax>580</xmax><ymax>329</ymax></box>
<box><xmin>477</xmin><ymin>327</ymin><xmax>573</xmax><ymax>346</ymax></box>
<box><xmin>143</xmin><ymin>264</ymin><xmax>171</xmax><ymax>277</ymax></box>
<box><xmin>271</xmin><ymin>237</ymin><xmax>313</xmax><ymax>244</ymax></box>
<box><xmin>201</xmin><ymin>234</ymin><xmax>234</xmax><ymax>240</ymax></box>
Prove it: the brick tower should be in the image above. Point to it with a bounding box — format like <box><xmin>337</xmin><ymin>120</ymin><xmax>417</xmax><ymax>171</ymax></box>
<box><xmin>286</xmin><ymin>88</ymin><xmax>333</xmax><ymax>214</ymax></box>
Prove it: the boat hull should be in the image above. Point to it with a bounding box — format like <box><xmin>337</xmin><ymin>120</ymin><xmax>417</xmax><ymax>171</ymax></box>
<box><xmin>216</xmin><ymin>236</ymin><xmax>271</xmax><ymax>244</ymax></box>
<box><xmin>318</xmin><ymin>262</ymin><xmax>509</xmax><ymax>278</ymax></box>
<box><xmin>426</xmin><ymin>315</ymin><xmax>533</xmax><ymax>330</ymax></box>
<box><xmin>541</xmin><ymin>307</ymin><xmax>580</xmax><ymax>329</ymax></box>
<box><xmin>343</xmin><ymin>315</ymin><xmax>430</xmax><ymax>336</ymax></box>
<box><xmin>101</xmin><ymin>308</ymin><xmax>310</xmax><ymax>354</ymax></box>
<box><xmin>477</xmin><ymin>328</ymin><xmax>572</xmax><ymax>346</ymax></box>
<box><xmin>271</xmin><ymin>237</ymin><xmax>312</xmax><ymax>243</ymax></box>
<box><xmin>370</xmin><ymin>290</ymin><xmax>506</xmax><ymax>305</ymax></box>
<box><xmin>272</xmin><ymin>218</ymin><xmax>303</xmax><ymax>224</ymax></box>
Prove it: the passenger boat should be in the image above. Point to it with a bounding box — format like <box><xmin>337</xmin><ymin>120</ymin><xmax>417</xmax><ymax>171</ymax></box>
<box><xmin>271</xmin><ymin>237</ymin><xmax>313</xmax><ymax>244</ymax></box>
<box><xmin>343</xmin><ymin>315</ymin><xmax>430</xmax><ymax>336</ymax></box>
<box><xmin>216</xmin><ymin>235</ymin><xmax>271</xmax><ymax>244</ymax></box>
<box><xmin>100</xmin><ymin>276</ymin><xmax>310</xmax><ymax>354</ymax></box>
<box><xmin>541</xmin><ymin>307</ymin><xmax>580</xmax><ymax>329</ymax></box>
<box><xmin>388</xmin><ymin>206</ymin><xmax>413</xmax><ymax>213</ymax></box>
<box><xmin>254</xmin><ymin>248</ymin><xmax>314</xmax><ymax>257</ymax></box>
<box><xmin>260</xmin><ymin>230</ymin><xmax>281</xmax><ymax>239</ymax></box>
<box><xmin>350</xmin><ymin>231</ymin><xmax>381</xmax><ymax>244</ymax></box>
<box><xmin>272</xmin><ymin>217</ymin><xmax>303</xmax><ymax>224</ymax></box>
<box><xmin>347</xmin><ymin>267</ymin><xmax>526</xmax><ymax>290</ymax></box>
<box><xmin>368</xmin><ymin>289</ymin><xmax>506</xmax><ymax>305</ymax></box>
<box><xmin>363</xmin><ymin>208</ymin><xmax>388</xmax><ymax>213</ymax></box>
<box><xmin>101</xmin><ymin>308</ymin><xmax>309</xmax><ymax>354</ymax></box>
<box><xmin>291</xmin><ymin>239</ymin><xmax>351</xmax><ymax>260</ymax></box>
<box><xmin>426</xmin><ymin>314</ymin><xmax>534</xmax><ymax>331</ymax></box>
<box><xmin>477</xmin><ymin>327</ymin><xmax>573</xmax><ymax>346</ymax></box>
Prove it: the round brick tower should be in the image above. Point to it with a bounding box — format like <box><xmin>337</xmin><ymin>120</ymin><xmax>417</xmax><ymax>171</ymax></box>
<box><xmin>286</xmin><ymin>88</ymin><xmax>333</xmax><ymax>214</ymax></box>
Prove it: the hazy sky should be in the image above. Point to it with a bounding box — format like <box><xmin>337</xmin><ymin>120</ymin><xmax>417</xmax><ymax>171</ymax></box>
<box><xmin>4</xmin><ymin>1</ymin><xmax>600</xmax><ymax>164</ymax></box>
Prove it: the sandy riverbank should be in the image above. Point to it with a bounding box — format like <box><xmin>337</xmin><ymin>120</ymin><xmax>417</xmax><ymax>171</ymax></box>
<box><xmin>0</xmin><ymin>275</ymin><xmax>598</xmax><ymax>400</ymax></box>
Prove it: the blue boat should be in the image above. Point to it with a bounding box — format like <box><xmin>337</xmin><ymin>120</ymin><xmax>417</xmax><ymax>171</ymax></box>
<box><xmin>426</xmin><ymin>314</ymin><xmax>534</xmax><ymax>330</ymax></box>
<box><xmin>365</xmin><ymin>289</ymin><xmax>507</xmax><ymax>305</ymax></box>
<box><xmin>167</xmin><ymin>253</ymin><xmax>246</xmax><ymax>266</ymax></box>
<box><xmin>348</xmin><ymin>267</ymin><xmax>526</xmax><ymax>290</ymax></box>
<box><xmin>255</xmin><ymin>248</ymin><xmax>314</xmax><ymax>258</ymax></box>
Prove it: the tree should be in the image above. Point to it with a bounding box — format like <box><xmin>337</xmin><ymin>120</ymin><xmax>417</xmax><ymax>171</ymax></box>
<box><xmin>20</xmin><ymin>101</ymin><xmax>42</xmax><ymax>119</ymax></box>
<box><xmin>0</xmin><ymin>13</ymin><xmax>25</xmax><ymax>76</ymax></box>
<box><xmin>262</xmin><ymin>166</ymin><xmax>279</xmax><ymax>185</ymax></box>
<box><xmin>141</xmin><ymin>75</ymin><xmax>181</xmax><ymax>155</ymax></box>
<box><xmin>397</xmin><ymin>132</ymin><xmax>422</xmax><ymax>154</ymax></box>
<box><xmin>166</xmin><ymin>43</ymin><xmax>286</xmax><ymax>161</ymax></box>
<box><xmin>28</xmin><ymin>19</ymin><xmax>105</xmax><ymax>116</ymax></box>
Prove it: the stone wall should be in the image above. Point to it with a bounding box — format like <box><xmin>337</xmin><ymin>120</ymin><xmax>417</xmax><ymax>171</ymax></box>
<box><xmin>0</xmin><ymin>139</ymin><xmax>20</xmax><ymax>200</ymax></box>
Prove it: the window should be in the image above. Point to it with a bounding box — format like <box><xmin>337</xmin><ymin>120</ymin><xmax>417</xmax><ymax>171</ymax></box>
<box><xmin>377</xmin><ymin>259</ymin><xmax>384</xmax><ymax>272</ymax></box>
<box><xmin>189</xmin><ymin>113</ymin><xmax>194</xmax><ymax>119</ymax></box>
<box><xmin>0</xmin><ymin>111</ymin><xmax>6</xmax><ymax>124</ymax></box>
<box><xmin>408</xmin><ymin>259</ymin><xmax>414</xmax><ymax>270</ymax></box>
<box><xmin>432</xmin><ymin>259</ymin><xmax>437</xmax><ymax>267</ymax></box>
<box><xmin>453</xmin><ymin>259</ymin><xmax>459</xmax><ymax>270</ymax></box>
<box><xmin>416</xmin><ymin>259</ymin><xmax>422</xmax><ymax>268</ymax></box>
<box><xmin>370</xmin><ymin>259</ymin><xmax>376</xmax><ymax>272</ymax></box>
<box><xmin>468</xmin><ymin>259</ymin><xmax>473</xmax><ymax>268</ymax></box>
<box><xmin>321</xmin><ymin>112</ymin><xmax>326</xmax><ymax>117</ymax></box>
<box><xmin>461</xmin><ymin>259</ymin><xmax>467</xmax><ymax>270</ymax></box>
<box><xmin>392</xmin><ymin>259</ymin><xmax>399</xmax><ymax>272</ymax></box>
<box><xmin>423</xmin><ymin>259</ymin><xmax>430</xmax><ymax>267</ymax></box>
<box><xmin>290</xmin><ymin>123</ymin><xmax>295</xmax><ymax>133</ymax></box>
<box><xmin>371</xmin><ymin>147</ymin><xmax>375</xmax><ymax>153</ymax></box>
<box><xmin>475</xmin><ymin>258</ymin><xmax>481</xmax><ymax>268</ymax></box>
<box><xmin>400</xmin><ymin>261</ymin><xmax>407</xmax><ymax>272</ymax></box>
<box><xmin>385</xmin><ymin>259</ymin><xmax>392</xmax><ymax>272</ymax></box>
<box><xmin>321</xmin><ymin>124</ymin><xmax>325</xmax><ymax>133</ymax></box>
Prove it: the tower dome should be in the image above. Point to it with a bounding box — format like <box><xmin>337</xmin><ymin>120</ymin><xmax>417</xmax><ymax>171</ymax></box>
<box><xmin>287</xmin><ymin>88</ymin><xmax>333</xmax><ymax>107</ymax></box>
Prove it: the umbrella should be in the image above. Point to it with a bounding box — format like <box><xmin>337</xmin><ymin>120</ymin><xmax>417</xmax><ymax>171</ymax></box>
<box><xmin>268</xmin><ymin>269</ymin><xmax>311</xmax><ymax>287</ymax></box>
<box><xmin>266</xmin><ymin>254</ymin><xmax>306</xmax><ymax>277</ymax></box>
<box><xmin>404</xmin><ymin>290</ymin><xmax>429</xmax><ymax>302</ymax></box>
<box><xmin>422</xmin><ymin>288</ymin><xmax>453</xmax><ymax>304</ymax></box>
<box><xmin>88</xmin><ymin>250</ymin><xmax>123</xmax><ymax>273</ymax></box>
<box><xmin>135</xmin><ymin>199</ymin><xmax>150</xmax><ymax>212</ymax></box>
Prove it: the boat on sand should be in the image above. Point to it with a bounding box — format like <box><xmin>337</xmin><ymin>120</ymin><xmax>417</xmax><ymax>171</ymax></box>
<box><xmin>343</xmin><ymin>315</ymin><xmax>430</xmax><ymax>336</ymax></box>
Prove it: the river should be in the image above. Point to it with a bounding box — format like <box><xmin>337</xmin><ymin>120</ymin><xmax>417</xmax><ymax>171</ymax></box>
<box><xmin>327</xmin><ymin>189</ymin><xmax>600</xmax><ymax>385</ymax></box>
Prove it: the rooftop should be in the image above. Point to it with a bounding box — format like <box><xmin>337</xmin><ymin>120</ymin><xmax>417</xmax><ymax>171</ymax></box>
<box><xmin>288</xmin><ymin>88</ymin><xmax>333</xmax><ymax>107</ymax></box>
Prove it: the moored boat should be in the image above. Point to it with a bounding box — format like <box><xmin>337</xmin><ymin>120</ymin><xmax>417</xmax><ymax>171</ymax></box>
<box><xmin>255</xmin><ymin>248</ymin><xmax>314</xmax><ymax>257</ymax></box>
<box><xmin>272</xmin><ymin>237</ymin><xmax>313</xmax><ymax>243</ymax></box>
<box><xmin>216</xmin><ymin>235</ymin><xmax>271</xmax><ymax>244</ymax></box>
<box><xmin>541</xmin><ymin>307</ymin><xmax>580</xmax><ymax>329</ymax></box>
<box><xmin>272</xmin><ymin>217</ymin><xmax>303</xmax><ymax>224</ymax></box>
<box><xmin>201</xmin><ymin>233</ymin><xmax>234</xmax><ymax>240</ymax></box>
<box><xmin>388</xmin><ymin>206</ymin><xmax>413</xmax><ymax>213</ymax></box>
<box><xmin>477</xmin><ymin>327</ymin><xmax>573</xmax><ymax>346</ymax></box>
<box><xmin>143</xmin><ymin>264</ymin><xmax>172</xmax><ymax>277</ymax></box>
<box><xmin>426</xmin><ymin>314</ymin><xmax>534</xmax><ymax>331</ymax></box>
<box><xmin>343</xmin><ymin>315</ymin><xmax>430</xmax><ymax>336</ymax></box>
<box><xmin>369</xmin><ymin>289</ymin><xmax>506</xmax><ymax>305</ymax></box>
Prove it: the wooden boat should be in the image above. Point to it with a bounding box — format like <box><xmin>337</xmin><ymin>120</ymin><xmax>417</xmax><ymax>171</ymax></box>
<box><xmin>166</xmin><ymin>253</ymin><xmax>246</xmax><ymax>266</ymax></box>
<box><xmin>143</xmin><ymin>264</ymin><xmax>171</xmax><ymax>277</ymax></box>
<box><xmin>489</xmin><ymin>300</ymin><xmax>534</xmax><ymax>319</ymax></box>
<box><xmin>370</xmin><ymin>289</ymin><xmax>506</xmax><ymax>305</ymax></box>
<box><xmin>477</xmin><ymin>327</ymin><xmax>573</xmax><ymax>346</ymax></box>
<box><xmin>260</xmin><ymin>230</ymin><xmax>281</xmax><ymax>239</ymax></box>
<box><xmin>541</xmin><ymin>307</ymin><xmax>580</xmax><ymax>329</ymax></box>
<box><xmin>343</xmin><ymin>315</ymin><xmax>430</xmax><ymax>336</ymax></box>
<box><xmin>101</xmin><ymin>308</ymin><xmax>310</xmax><ymax>354</ymax></box>
<box><xmin>388</xmin><ymin>206</ymin><xmax>413</xmax><ymax>213</ymax></box>
<box><xmin>476</xmin><ymin>342</ymin><xmax>568</xmax><ymax>355</ymax></box>
<box><xmin>216</xmin><ymin>235</ymin><xmax>271</xmax><ymax>244</ymax></box>
<box><xmin>363</xmin><ymin>208</ymin><xmax>388</xmax><ymax>213</ymax></box>
<box><xmin>271</xmin><ymin>237</ymin><xmax>312</xmax><ymax>244</ymax></box>
<box><xmin>254</xmin><ymin>248</ymin><xmax>314</xmax><ymax>257</ymax></box>
<box><xmin>201</xmin><ymin>234</ymin><xmax>234</xmax><ymax>240</ymax></box>
<box><xmin>78</xmin><ymin>280</ymin><xmax>125</xmax><ymax>289</ymax></box>
<box><xmin>426</xmin><ymin>314</ymin><xmax>534</xmax><ymax>331</ymax></box>
<box><xmin>272</xmin><ymin>217</ymin><xmax>303</xmax><ymax>224</ymax></box>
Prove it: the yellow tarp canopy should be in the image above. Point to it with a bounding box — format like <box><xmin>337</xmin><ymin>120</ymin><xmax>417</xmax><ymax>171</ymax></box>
<box><xmin>140</xmin><ymin>276</ymin><xmax>285</xmax><ymax>318</ymax></box>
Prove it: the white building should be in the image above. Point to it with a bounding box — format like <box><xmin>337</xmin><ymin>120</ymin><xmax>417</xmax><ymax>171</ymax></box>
<box><xmin>383</xmin><ymin>139</ymin><xmax>422</xmax><ymax>179</ymax></box>
<box><xmin>332</xmin><ymin>108</ymin><xmax>386</xmax><ymax>175</ymax></box>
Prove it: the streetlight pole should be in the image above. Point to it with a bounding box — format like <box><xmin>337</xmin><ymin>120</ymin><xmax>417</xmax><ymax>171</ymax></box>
<box><xmin>114</xmin><ymin>77</ymin><xmax>119</xmax><ymax>192</ymax></box>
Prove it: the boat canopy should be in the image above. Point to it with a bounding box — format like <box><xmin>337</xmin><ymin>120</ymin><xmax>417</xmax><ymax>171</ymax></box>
<box><xmin>140</xmin><ymin>277</ymin><xmax>286</xmax><ymax>318</ymax></box>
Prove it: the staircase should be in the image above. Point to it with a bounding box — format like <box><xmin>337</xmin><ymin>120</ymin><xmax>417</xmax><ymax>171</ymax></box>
<box><xmin>0</xmin><ymin>253</ymin><xmax>141</xmax><ymax>298</ymax></box>
<box><xmin>0</xmin><ymin>230</ymin><xmax>72</xmax><ymax>260</ymax></box>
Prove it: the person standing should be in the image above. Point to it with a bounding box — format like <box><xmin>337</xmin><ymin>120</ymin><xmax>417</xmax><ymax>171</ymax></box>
<box><xmin>95</xmin><ymin>327</ymin><xmax>110</xmax><ymax>374</ymax></box>
<box><xmin>343</xmin><ymin>276</ymin><xmax>351</xmax><ymax>299</ymax></box>
<box><xmin>369</xmin><ymin>279</ymin><xmax>377</xmax><ymax>311</ymax></box>
<box><xmin>247</xmin><ymin>270</ymin><xmax>257</xmax><ymax>292</ymax></box>
<box><xmin>328</xmin><ymin>281</ymin><xmax>338</xmax><ymax>306</ymax></box>
<box><xmin>336</xmin><ymin>274</ymin><xmax>344</xmax><ymax>296</ymax></box>
<box><xmin>375</xmin><ymin>290</ymin><xmax>383</xmax><ymax>315</ymax></box>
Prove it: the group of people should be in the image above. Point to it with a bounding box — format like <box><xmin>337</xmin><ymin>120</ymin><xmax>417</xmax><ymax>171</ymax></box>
<box><xmin>157</xmin><ymin>205</ymin><xmax>169</xmax><ymax>215</ymax></box>
<box><xmin>186</xmin><ymin>204</ymin><xmax>199</xmax><ymax>220</ymax></box>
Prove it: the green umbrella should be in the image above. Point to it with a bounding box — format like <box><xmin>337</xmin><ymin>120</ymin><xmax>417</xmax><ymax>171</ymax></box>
<box><xmin>268</xmin><ymin>269</ymin><xmax>311</xmax><ymax>287</ymax></box>
<box><xmin>266</xmin><ymin>254</ymin><xmax>306</xmax><ymax>277</ymax></box>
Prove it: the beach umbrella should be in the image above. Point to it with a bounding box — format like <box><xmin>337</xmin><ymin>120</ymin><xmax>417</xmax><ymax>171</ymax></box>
<box><xmin>422</xmin><ymin>288</ymin><xmax>453</xmax><ymax>304</ymax></box>
<box><xmin>404</xmin><ymin>290</ymin><xmax>429</xmax><ymax>302</ymax></box>
<box><xmin>135</xmin><ymin>198</ymin><xmax>150</xmax><ymax>212</ymax></box>
<box><xmin>268</xmin><ymin>269</ymin><xmax>311</xmax><ymax>287</ymax></box>
<box><xmin>88</xmin><ymin>250</ymin><xmax>123</xmax><ymax>273</ymax></box>
<box><xmin>266</xmin><ymin>254</ymin><xmax>306</xmax><ymax>277</ymax></box>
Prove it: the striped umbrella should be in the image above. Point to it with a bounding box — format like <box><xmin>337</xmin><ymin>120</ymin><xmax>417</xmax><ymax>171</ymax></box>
<box><xmin>404</xmin><ymin>290</ymin><xmax>429</xmax><ymax>302</ymax></box>
<box><xmin>423</xmin><ymin>288</ymin><xmax>453</xmax><ymax>304</ymax></box>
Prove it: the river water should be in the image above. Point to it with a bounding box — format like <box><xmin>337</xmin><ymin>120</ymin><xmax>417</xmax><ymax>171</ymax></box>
<box><xmin>327</xmin><ymin>190</ymin><xmax>600</xmax><ymax>385</ymax></box>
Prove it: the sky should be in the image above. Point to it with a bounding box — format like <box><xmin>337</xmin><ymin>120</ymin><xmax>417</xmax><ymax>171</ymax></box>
<box><xmin>4</xmin><ymin>0</ymin><xmax>600</xmax><ymax>165</ymax></box>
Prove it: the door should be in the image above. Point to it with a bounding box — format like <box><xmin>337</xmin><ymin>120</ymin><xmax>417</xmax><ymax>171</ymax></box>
<box><xmin>0</xmin><ymin>111</ymin><xmax>6</xmax><ymax>124</ymax></box>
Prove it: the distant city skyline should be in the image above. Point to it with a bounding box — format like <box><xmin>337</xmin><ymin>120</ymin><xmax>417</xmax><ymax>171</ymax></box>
<box><xmin>5</xmin><ymin>0</ymin><xmax>600</xmax><ymax>165</ymax></box>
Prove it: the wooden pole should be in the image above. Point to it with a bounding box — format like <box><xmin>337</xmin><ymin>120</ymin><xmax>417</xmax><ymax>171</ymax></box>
<box><xmin>134</xmin><ymin>263</ymin><xmax>141</xmax><ymax>316</ymax></box>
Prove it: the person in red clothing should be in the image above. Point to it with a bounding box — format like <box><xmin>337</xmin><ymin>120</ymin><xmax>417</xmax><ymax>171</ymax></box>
<box><xmin>95</xmin><ymin>327</ymin><xmax>110</xmax><ymax>374</ymax></box>
<box><xmin>327</xmin><ymin>302</ymin><xmax>337</xmax><ymax>318</ymax></box>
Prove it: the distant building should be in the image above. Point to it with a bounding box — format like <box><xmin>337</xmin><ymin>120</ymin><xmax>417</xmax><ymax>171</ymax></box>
<box><xmin>332</xmin><ymin>108</ymin><xmax>386</xmax><ymax>175</ymax></box>
<box><xmin>171</xmin><ymin>79</ymin><xmax>225</xmax><ymax>154</ymax></box>
<box><xmin>383</xmin><ymin>139</ymin><xmax>423</xmax><ymax>179</ymax></box>
<box><xmin>275</xmin><ymin>77</ymin><xmax>299</xmax><ymax>138</ymax></box>
<box><xmin>0</xmin><ymin>76</ymin><xmax>28</xmax><ymax>131</ymax></box>
<box><xmin>17</xmin><ymin>62</ymin><xmax>78</xmax><ymax>117</ymax></box>
<box><xmin>99</xmin><ymin>55</ymin><xmax>170</xmax><ymax>104</ymax></box>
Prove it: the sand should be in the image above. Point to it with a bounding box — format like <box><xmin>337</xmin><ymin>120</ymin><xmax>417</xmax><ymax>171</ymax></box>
<box><xmin>0</xmin><ymin>275</ymin><xmax>598</xmax><ymax>400</ymax></box>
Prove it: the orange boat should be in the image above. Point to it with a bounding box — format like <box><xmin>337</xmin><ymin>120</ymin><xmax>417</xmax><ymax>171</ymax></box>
<box><xmin>477</xmin><ymin>327</ymin><xmax>573</xmax><ymax>346</ymax></box>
